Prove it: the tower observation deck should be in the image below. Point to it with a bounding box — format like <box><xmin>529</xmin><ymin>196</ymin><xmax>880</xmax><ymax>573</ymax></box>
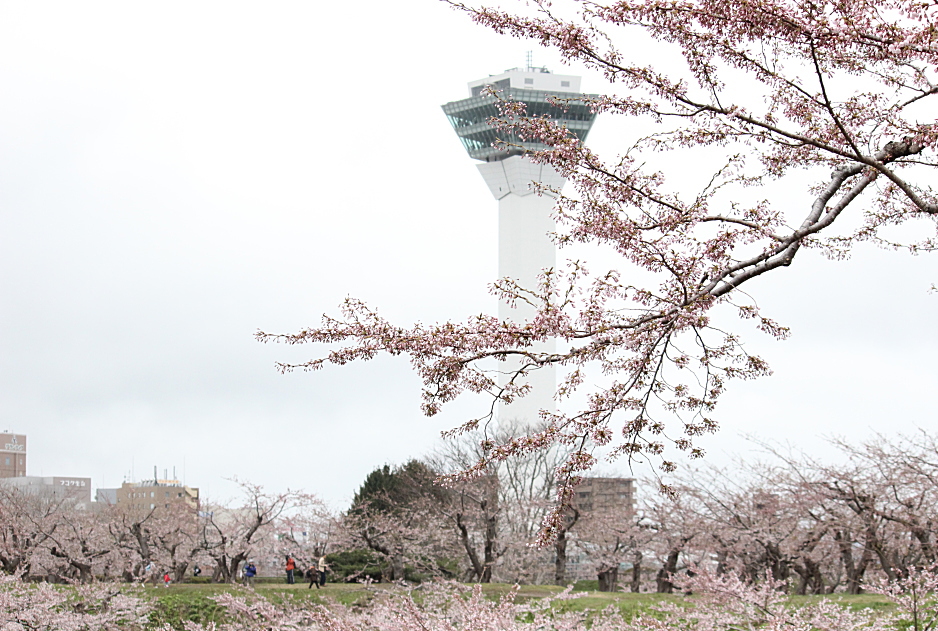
<box><xmin>442</xmin><ymin>67</ymin><xmax>598</xmax><ymax>426</ymax></box>
<box><xmin>442</xmin><ymin>67</ymin><xmax>597</xmax><ymax>162</ymax></box>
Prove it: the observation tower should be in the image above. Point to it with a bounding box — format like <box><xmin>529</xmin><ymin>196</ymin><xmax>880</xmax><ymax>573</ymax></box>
<box><xmin>442</xmin><ymin>65</ymin><xmax>597</xmax><ymax>424</ymax></box>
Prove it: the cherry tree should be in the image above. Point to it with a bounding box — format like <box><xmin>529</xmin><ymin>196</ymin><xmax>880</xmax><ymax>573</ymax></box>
<box><xmin>474</xmin><ymin>420</ymin><xmax>575</xmax><ymax>583</ymax></box>
<box><xmin>200</xmin><ymin>480</ymin><xmax>317</xmax><ymax>583</ymax></box>
<box><xmin>0</xmin><ymin>494</ymin><xmax>118</xmax><ymax>584</ymax></box>
<box><xmin>42</xmin><ymin>506</ymin><xmax>113</xmax><ymax>584</ymax></box>
<box><xmin>426</xmin><ymin>420</ymin><xmax>584</xmax><ymax>583</ymax></box>
<box><xmin>572</xmin><ymin>504</ymin><xmax>650</xmax><ymax>591</ymax></box>
<box><xmin>866</xmin><ymin>564</ymin><xmax>938</xmax><ymax>631</ymax></box>
<box><xmin>758</xmin><ymin>432</ymin><xmax>938</xmax><ymax>591</ymax></box>
<box><xmin>663</xmin><ymin>569</ymin><xmax>892</xmax><ymax>631</ymax></box>
<box><xmin>831</xmin><ymin>433</ymin><xmax>938</xmax><ymax>570</ymax></box>
<box><xmin>674</xmin><ymin>464</ymin><xmax>815</xmax><ymax>585</ymax></box>
<box><xmin>551</xmin><ymin>502</ymin><xmax>581</xmax><ymax>586</ymax></box>
<box><xmin>104</xmin><ymin>504</ymin><xmax>157</xmax><ymax>583</ymax></box>
<box><xmin>257</xmin><ymin>0</ymin><xmax>938</xmax><ymax>530</ymax></box>
<box><xmin>0</xmin><ymin>572</ymin><xmax>149</xmax><ymax>631</ymax></box>
<box><xmin>270</xmin><ymin>503</ymin><xmax>338</xmax><ymax>572</ymax></box>
<box><xmin>437</xmin><ymin>473</ymin><xmax>504</xmax><ymax>583</ymax></box>
<box><xmin>0</xmin><ymin>484</ymin><xmax>64</xmax><ymax>577</ymax></box>
<box><xmin>642</xmin><ymin>485</ymin><xmax>706</xmax><ymax>592</ymax></box>
<box><xmin>147</xmin><ymin>502</ymin><xmax>212</xmax><ymax>583</ymax></box>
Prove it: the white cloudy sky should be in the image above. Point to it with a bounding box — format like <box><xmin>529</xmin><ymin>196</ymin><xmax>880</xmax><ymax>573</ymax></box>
<box><xmin>1</xmin><ymin>1</ymin><xmax>935</xmax><ymax>508</ymax></box>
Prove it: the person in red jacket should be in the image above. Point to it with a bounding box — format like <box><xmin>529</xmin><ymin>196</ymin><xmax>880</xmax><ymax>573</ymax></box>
<box><xmin>285</xmin><ymin>555</ymin><xmax>296</xmax><ymax>584</ymax></box>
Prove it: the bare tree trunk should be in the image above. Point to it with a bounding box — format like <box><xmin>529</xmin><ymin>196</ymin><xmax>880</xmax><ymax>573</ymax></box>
<box><xmin>714</xmin><ymin>549</ymin><xmax>728</xmax><ymax>575</ymax></box>
<box><xmin>457</xmin><ymin>513</ymin><xmax>485</xmax><ymax>581</ymax></box>
<box><xmin>837</xmin><ymin>529</ymin><xmax>872</xmax><ymax>594</ymax></box>
<box><xmin>130</xmin><ymin>520</ymin><xmax>152</xmax><ymax>566</ymax></box>
<box><xmin>630</xmin><ymin>551</ymin><xmax>642</xmax><ymax>593</ymax></box>
<box><xmin>554</xmin><ymin>507</ymin><xmax>579</xmax><ymax>586</ymax></box>
<box><xmin>390</xmin><ymin>553</ymin><xmax>405</xmax><ymax>582</ymax></box>
<box><xmin>49</xmin><ymin>546</ymin><xmax>98</xmax><ymax>584</ymax></box>
<box><xmin>212</xmin><ymin>554</ymin><xmax>229</xmax><ymax>583</ymax></box>
<box><xmin>173</xmin><ymin>561</ymin><xmax>189</xmax><ymax>583</ymax></box>
<box><xmin>598</xmin><ymin>565</ymin><xmax>619</xmax><ymax>592</ymax></box>
<box><xmin>554</xmin><ymin>528</ymin><xmax>568</xmax><ymax>585</ymax></box>
<box><xmin>481</xmin><ymin>495</ymin><xmax>498</xmax><ymax>583</ymax></box>
<box><xmin>225</xmin><ymin>552</ymin><xmax>249</xmax><ymax>584</ymax></box>
<box><xmin>656</xmin><ymin>548</ymin><xmax>680</xmax><ymax>593</ymax></box>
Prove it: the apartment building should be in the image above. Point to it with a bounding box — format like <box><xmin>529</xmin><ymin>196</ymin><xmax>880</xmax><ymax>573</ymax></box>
<box><xmin>97</xmin><ymin>478</ymin><xmax>199</xmax><ymax>511</ymax></box>
<box><xmin>0</xmin><ymin>432</ymin><xmax>27</xmax><ymax>478</ymax></box>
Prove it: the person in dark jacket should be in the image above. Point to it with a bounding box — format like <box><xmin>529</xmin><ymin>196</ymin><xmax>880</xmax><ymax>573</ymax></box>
<box><xmin>305</xmin><ymin>563</ymin><xmax>317</xmax><ymax>588</ymax></box>
<box><xmin>243</xmin><ymin>561</ymin><xmax>257</xmax><ymax>586</ymax></box>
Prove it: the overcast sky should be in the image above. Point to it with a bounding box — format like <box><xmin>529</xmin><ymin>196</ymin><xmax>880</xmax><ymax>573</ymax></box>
<box><xmin>1</xmin><ymin>1</ymin><xmax>935</xmax><ymax>509</ymax></box>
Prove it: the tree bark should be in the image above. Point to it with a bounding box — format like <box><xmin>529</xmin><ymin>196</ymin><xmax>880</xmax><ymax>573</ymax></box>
<box><xmin>49</xmin><ymin>546</ymin><xmax>101</xmax><ymax>584</ymax></box>
<box><xmin>630</xmin><ymin>551</ymin><xmax>642</xmax><ymax>593</ymax></box>
<box><xmin>457</xmin><ymin>512</ymin><xmax>485</xmax><ymax>582</ymax></box>
<box><xmin>598</xmin><ymin>565</ymin><xmax>619</xmax><ymax>592</ymax></box>
<box><xmin>656</xmin><ymin>547</ymin><xmax>681</xmax><ymax>593</ymax></box>
<box><xmin>554</xmin><ymin>528</ymin><xmax>568</xmax><ymax>585</ymax></box>
<box><xmin>836</xmin><ymin>529</ymin><xmax>872</xmax><ymax>594</ymax></box>
<box><xmin>554</xmin><ymin>507</ymin><xmax>579</xmax><ymax>586</ymax></box>
<box><xmin>481</xmin><ymin>495</ymin><xmax>498</xmax><ymax>583</ymax></box>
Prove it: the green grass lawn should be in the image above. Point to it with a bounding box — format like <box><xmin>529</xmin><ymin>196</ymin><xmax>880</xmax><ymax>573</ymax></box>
<box><xmin>141</xmin><ymin>581</ymin><xmax>896</xmax><ymax>629</ymax></box>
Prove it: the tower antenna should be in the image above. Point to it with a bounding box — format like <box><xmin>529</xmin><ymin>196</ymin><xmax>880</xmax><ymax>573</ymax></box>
<box><xmin>526</xmin><ymin>50</ymin><xmax>533</xmax><ymax>70</ymax></box>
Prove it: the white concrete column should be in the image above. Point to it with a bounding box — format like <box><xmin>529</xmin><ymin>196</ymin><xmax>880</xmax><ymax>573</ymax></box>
<box><xmin>476</xmin><ymin>156</ymin><xmax>563</xmax><ymax>424</ymax></box>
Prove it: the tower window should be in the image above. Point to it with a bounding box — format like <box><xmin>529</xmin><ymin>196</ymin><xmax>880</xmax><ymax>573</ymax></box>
<box><xmin>524</xmin><ymin>78</ymin><xmax>534</xmax><ymax>85</ymax></box>
<box><xmin>561</xmin><ymin>81</ymin><xmax>571</xmax><ymax>87</ymax></box>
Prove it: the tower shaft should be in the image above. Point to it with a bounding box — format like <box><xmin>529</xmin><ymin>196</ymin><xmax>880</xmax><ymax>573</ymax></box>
<box><xmin>478</xmin><ymin>155</ymin><xmax>561</xmax><ymax>422</ymax></box>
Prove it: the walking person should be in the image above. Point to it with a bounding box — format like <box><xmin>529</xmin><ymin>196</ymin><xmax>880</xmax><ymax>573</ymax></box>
<box><xmin>317</xmin><ymin>555</ymin><xmax>329</xmax><ymax>588</ymax></box>
<box><xmin>306</xmin><ymin>563</ymin><xmax>317</xmax><ymax>589</ymax></box>
<box><xmin>285</xmin><ymin>555</ymin><xmax>296</xmax><ymax>584</ymax></box>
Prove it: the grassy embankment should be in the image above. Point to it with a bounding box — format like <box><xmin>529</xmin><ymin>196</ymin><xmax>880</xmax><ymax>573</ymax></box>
<box><xmin>143</xmin><ymin>581</ymin><xmax>896</xmax><ymax>630</ymax></box>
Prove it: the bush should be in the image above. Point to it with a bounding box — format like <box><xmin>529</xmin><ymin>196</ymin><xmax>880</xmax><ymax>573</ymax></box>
<box><xmin>326</xmin><ymin>549</ymin><xmax>385</xmax><ymax>583</ymax></box>
<box><xmin>185</xmin><ymin>576</ymin><xmax>212</xmax><ymax>584</ymax></box>
<box><xmin>147</xmin><ymin>592</ymin><xmax>226</xmax><ymax>629</ymax></box>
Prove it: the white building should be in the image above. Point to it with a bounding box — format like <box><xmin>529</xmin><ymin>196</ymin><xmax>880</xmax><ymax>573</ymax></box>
<box><xmin>2</xmin><ymin>475</ymin><xmax>92</xmax><ymax>508</ymax></box>
<box><xmin>442</xmin><ymin>66</ymin><xmax>597</xmax><ymax>424</ymax></box>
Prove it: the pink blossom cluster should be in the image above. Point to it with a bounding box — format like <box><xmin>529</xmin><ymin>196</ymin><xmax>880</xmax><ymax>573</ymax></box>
<box><xmin>0</xmin><ymin>572</ymin><xmax>149</xmax><ymax>630</ymax></box>
<box><xmin>150</xmin><ymin>569</ymin><xmax>936</xmax><ymax>631</ymax></box>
